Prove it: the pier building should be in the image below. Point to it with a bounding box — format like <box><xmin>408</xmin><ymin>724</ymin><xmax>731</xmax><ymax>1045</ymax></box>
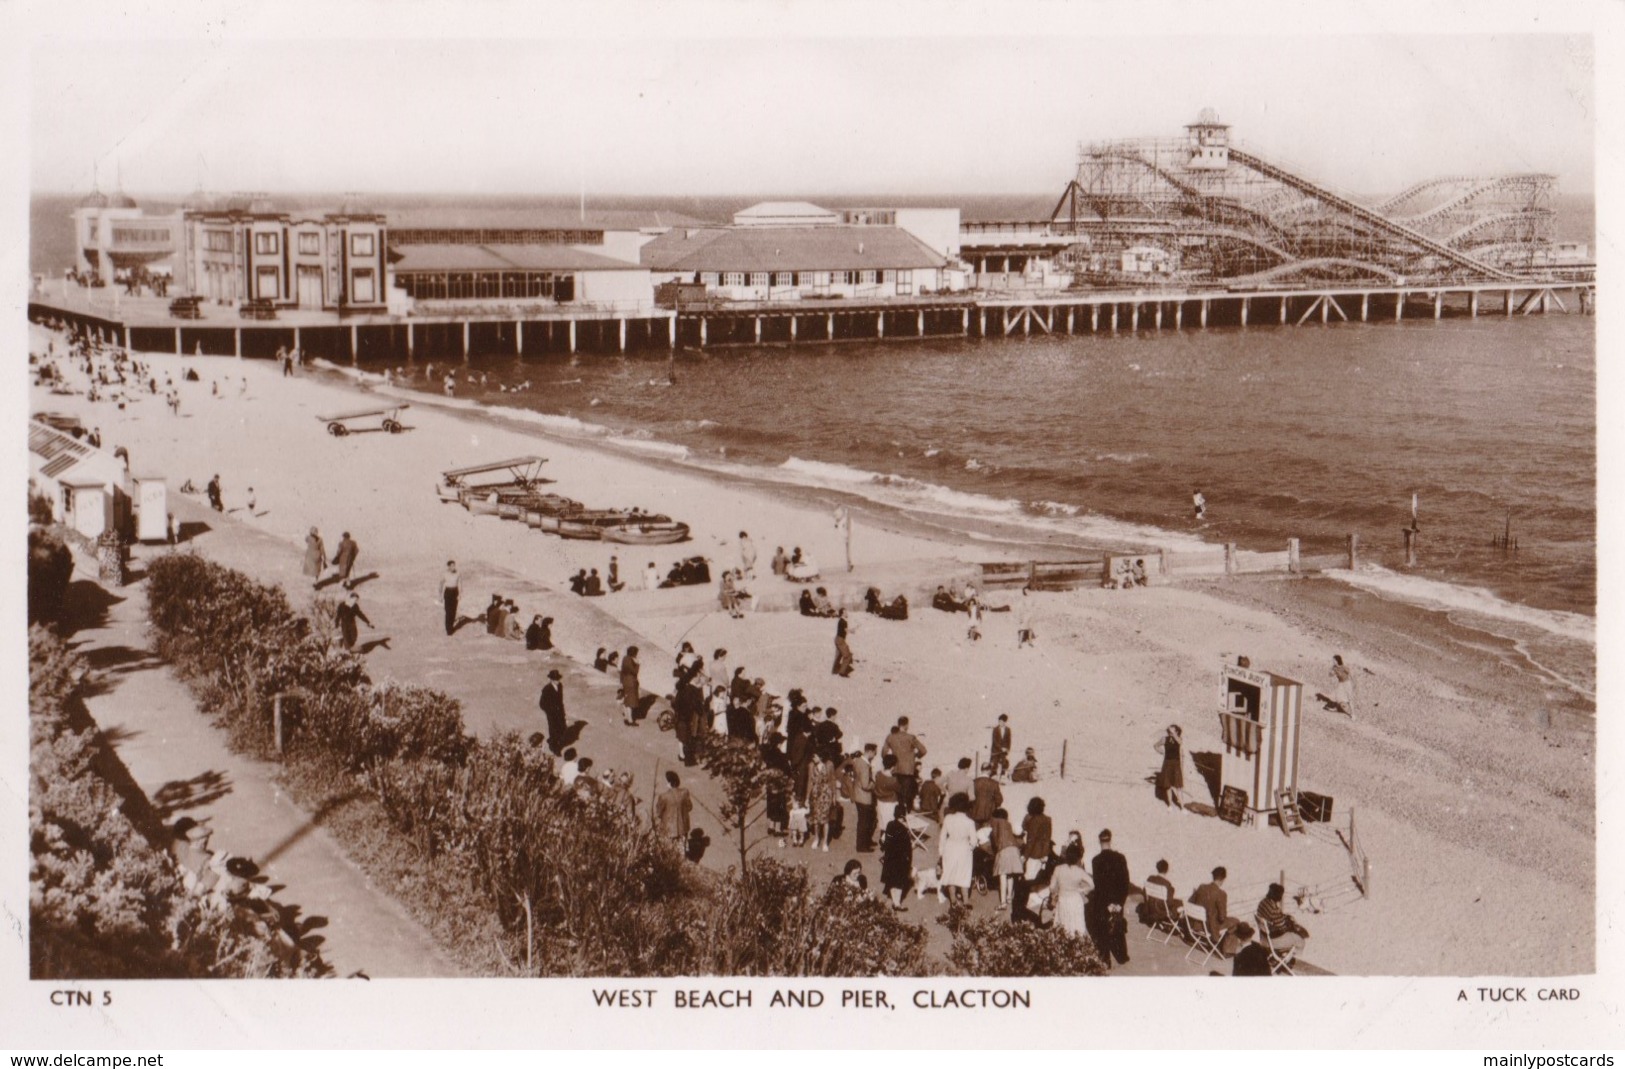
<box><xmin>179</xmin><ymin>197</ymin><xmax>389</xmax><ymax>312</ymax></box>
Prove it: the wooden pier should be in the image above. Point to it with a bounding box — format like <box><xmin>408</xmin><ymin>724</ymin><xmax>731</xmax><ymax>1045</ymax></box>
<box><xmin>28</xmin><ymin>276</ymin><xmax>1593</xmax><ymax>362</ymax></box>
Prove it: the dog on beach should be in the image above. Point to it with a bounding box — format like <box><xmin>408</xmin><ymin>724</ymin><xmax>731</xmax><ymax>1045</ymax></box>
<box><xmin>912</xmin><ymin>861</ymin><xmax>945</xmax><ymax>902</ymax></box>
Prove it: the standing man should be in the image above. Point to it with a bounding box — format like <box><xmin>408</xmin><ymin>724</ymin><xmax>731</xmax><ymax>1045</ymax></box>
<box><xmin>439</xmin><ymin>560</ymin><xmax>460</xmax><ymax>635</ymax></box>
<box><xmin>206</xmin><ymin>474</ymin><xmax>223</xmax><ymax>512</ymax></box>
<box><xmin>654</xmin><ymin>771</ymin><xmax>693</xmax><ymax>847</ymax></box>
<box><xmin>1087</xmin><ymin>829</ymin><xmax>1132</xmax><ymax>967</ymax></box>
<box><xmin>970</xmin><ymin>762</ymin><xmax>1003</xmax><ymax>826</ymax></box>
<box><xmin>843</xmin><ymin>744</ymin><xmax>879</xmax><ymax>852</ymax></box>
<box><xmin>738</xmin><ymin>530</ymin><xmax>757</xmax><ymax>579</ymax></box>
<box><xmin>990</xmin><ymin>713</ymin><xmax>1013</xmax><ymax>780</ymax></box>
<box><xmin>333</xmin><ymin>592</ymin><xmax>373</xmax><ymax>651</ymax></box>
<box><xmin>882</xmin><ymin>717</ymin><xmax>927</xmax><ymax>812</ymax></box>
<box><xmin>331</xmin><ymin>531</ymin><xmax>360</xmax><ymax>591</ymax></box>
<box><xmin>539</xmin><ymin>669</ymin><xmax>567</xmax><ymax>754</ymax></box>
<box><xmin>620</xmin><ymin>645</ymin><xmax>642</xmax><ymax>726</ymax></box>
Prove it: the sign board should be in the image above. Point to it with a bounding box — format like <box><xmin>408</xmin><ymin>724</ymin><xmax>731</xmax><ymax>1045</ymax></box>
<box><xmin>1218</xmin><ymin>785</ymin><xmax>1249</xmax><ymax>826</ymax></box>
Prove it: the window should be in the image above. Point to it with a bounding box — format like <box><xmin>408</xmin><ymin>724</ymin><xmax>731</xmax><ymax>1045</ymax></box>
<box><xmin>351</xmin><ymin>268</ymin><xmax>376</xmax><ymax>303</ymax></box>
<box><xmin>897</xmin><ymin>269</ymin><xmax>913</xmax><ymax>295</ymax></box>
<box><xmin>256</xmin><ymin>265</ymin><xmax>280</xmax><ymax>299</ymax></box>
<box><xmin>351</xmin><ymin>232</ymin><xmax>375</xmax><ymax>257</ymax></box>
<box><xmin>700</xmin><ymin>272</ymin><xmax>719</xmax><ymax>286</ymax></box>
<box><xmin>205</xmin><ymin>230</ymin><xmax>232</xmax><ymax>253</ymax></box>
<box><xmin>723</xmin><ymin>272</ymin><xmax>745</xmax><ymax>287</ymax></box>
<box><xmin>831</xmin><ymin>270</ymin><xmax>852</xmax><ymax>286</ymax></box>
<box><xmin>749</xmin><ymin>272</ymin><xmax>769</xmax><ymax>287</ymax></box>
<box><xmin>798</xmin><ymin>271</ymin><xmax>826</xmax><ymax>287</ymax></box>
<box><xmin>254</xmin><ymin>232</ymin><xmax>279</xmax><ymax>255</ymax></box>
<box><xmin>859</xmin><ymin>269</ymin><xmax>877</xmax><ymax>285</ymax></box>
<box><xmin>773</xmin><ymin>272</ymin><xmax>793</xmax><ymax>287</ymax></box>
<box><xmin>298</xmin><ymin>232</ymin><xmax>321</xmax><ymax>255</ymax></box>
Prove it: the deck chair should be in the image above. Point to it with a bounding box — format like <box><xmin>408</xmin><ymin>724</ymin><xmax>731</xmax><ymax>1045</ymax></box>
<box><xmin>1256</xmin><ymin>918</ymin><xmax>1298</xmax><ymax>976</ymax></box>
<box><xmin>904</xmin><ymin>813</ymin><xmax>933</xmax><ymax>854</ymax></box>
<box><xmin>1183</xmin><ymin>902</ymin><xmax>1222</xmax><ymax>967</ymax></box>
<box><xmin>1143</xmin><ymin>882</ymin><xmax>1181</xmax><ymax>945</ymax></box>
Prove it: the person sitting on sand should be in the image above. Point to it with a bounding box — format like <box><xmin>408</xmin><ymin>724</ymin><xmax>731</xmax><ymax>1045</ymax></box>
<box><xmin>864</xmin><ymin>587</ymin><xmax>909</xmax><ymax>621</ymax></box>
<box><xmin>526</xmin><ymin>615</ymin><xmax>553</xmax><ymax>651</ymax></box>
<box><xmin>584</xmin><ymin>569</ymin><xmax>604</xmax><ymax>597</ymax></box>
<box><xmin>771</xmin><ymin>546</ymin><xmax>789</xmax><ymax>577</ymax></box>
<box><xmin>570</xmin><ymin>569</ymin><xmax>588</xmax><ymax>596</ymax></box>
<box><xmin>787</xmin><ymin>548</ymin><xmax>820</xmax><ymax>583</ymax></box>
<box><xmin>594</xmin><ymin>647</ymin><xmax>619</xmax><ymax>673</ymax></box>
<box><xmin>932</xmin><ymin>585</ymin><xmax>967</xmax><ymax>613</ymax></box>
<box><xmin>607</xmin><ymin>556</ymin><xmax>625</xmax><ymax>593</ymax></box>
<box><xmin>809</xmin><ymin>587</ymin><xmax>837</xmax><ymax>617</ymax></box>
<box><xmin>1011</xmin><ymin>747</ymin><xmax>1040</xmax><ymax>783</ymax></box>
<box><xmin>798</xmin><ymin>589</ymin><xmax>817</xmax><ymax>617</ymax></box>
<box><xmin>502</xmin><ymin>602</ymin><xmax>526</xmax><ymax>641</ymax></box>
<box><xmin>484</xmin><ymin>594</ymin><xmax>506</xmax><ymax>636</ymax></box>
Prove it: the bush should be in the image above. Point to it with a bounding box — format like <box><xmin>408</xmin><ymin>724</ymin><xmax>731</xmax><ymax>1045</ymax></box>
<box><xmin>939</xmin><ymin>902</ymin><xmax>1108</xmax><ymax>976</ymax></box>
<box><xmin>28</xmin><ymin>528</ymin><xmax>73</xmax><ymax>625</ymax></box>
<box><xmin>689</xmin><ymin>858</ymin><xmax>929</xmax><ymax>976</ymax></box>
<box><xmin>28</xmin><ymin>626</ymin><xmax>328</xmax><ymax>979</ymax></box>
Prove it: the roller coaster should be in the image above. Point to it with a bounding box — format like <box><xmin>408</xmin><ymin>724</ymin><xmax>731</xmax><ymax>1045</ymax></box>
<box><xmin>1049</xmin><ymin>110</ymin><xmax>1568</xmax><ymax>287</ymax></box>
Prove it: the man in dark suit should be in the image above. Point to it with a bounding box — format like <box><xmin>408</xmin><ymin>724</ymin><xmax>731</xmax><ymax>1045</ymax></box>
<box><xmin>1189</xmin><ymin>865</ymin><xmax>1243</xmax><ymax>956</ymax></box>
<box><xmin>989</xmin><ymin>713</ymin><xmax>1012</xmax><ymax>779</ymax></box>
<box><xmin>1087</xmin><ymin>828</ymin><xmax>1132</xmax><ymax>966</ymax></box>
<box><xmin>539</xmin><ymin>669</ymin><xmax>567</xmax><ymax>755</ymax></box>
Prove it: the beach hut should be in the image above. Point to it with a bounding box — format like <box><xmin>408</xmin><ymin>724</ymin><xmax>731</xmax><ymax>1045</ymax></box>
<box><xmin>28</xmin><ymin>419</ymin><xmax>132</xmax><ymax>541</ymax></box>
<box><xmin>1215</xmin><ymin>659</ymin><xmax>1303</xmax><ymax>829</ymax></box>
<box><xmin>131</xmin><ymin>475</ymin><xmax>169</xmax><ymax>543</ymax></box>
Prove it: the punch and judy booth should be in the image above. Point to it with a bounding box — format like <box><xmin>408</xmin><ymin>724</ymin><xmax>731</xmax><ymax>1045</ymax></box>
<box><xmin>1216</xmin><ymin>660</ymin><xmax>1303</xmax><ymax>828</ymax></box>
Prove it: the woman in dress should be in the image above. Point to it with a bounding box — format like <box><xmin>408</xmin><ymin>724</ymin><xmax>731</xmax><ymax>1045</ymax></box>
<box><xmin>805</xmin><ymin>753</ymin><xmax>837</xmax><ymax>852</ymax></box>
<box><xmin>1155</xmin><ymin>724</ymin><xmax>1190</xmax><ymax>812</ymax></box>
<box><xmin>938</xmin><ymin>793</ymin><xmax>978</xmax><ymax>905</ymax></box>
<box><xmin>303</xmin><ymin>527</ymin><xmax>326</xmax><ymax>587</ymax></box>
<box><xmin>880</xmin><ymin>803</ymin><xmax>914</xmax><ymax>910</ymax></box>
<box><xmin>987</xmin><ymin>806</ymin><xmax>1024</xmax><ymax>908</ymax></box>
<box><xmin>1050</xmin><ymin>841</ymin><xmax>1091</xmax><ymax>937</ymax></box>
<box><xmin>1329</xmin><ymin>654</ymin><xmax>1355</xmax><ymax>717</ymax></box>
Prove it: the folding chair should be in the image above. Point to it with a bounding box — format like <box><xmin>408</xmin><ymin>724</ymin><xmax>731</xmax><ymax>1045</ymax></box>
<box><xmin>1183</xmin><ymin>902</ymin><xmax>1222</xmax><ymax>967</ymax></box>
<box><xmin>1256</xmin><ymin>918</ymin><xmax>1298</xmax><ymax>976</ymax></box>
<box><xmin>905</xmin><ymin>813</ymin><xmax>933</xmax><ymax>854</ymax></box>
<box><xmin>1143</xmin><ymin>882</ymin><xmax>1181</xmax><ymax>945</ymax></box>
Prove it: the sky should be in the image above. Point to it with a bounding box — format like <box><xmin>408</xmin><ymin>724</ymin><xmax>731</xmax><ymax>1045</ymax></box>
<box><xmin>22</xmin><ymin>2</ymin><xmax>1598</xmax><ymax>199</ymax></box>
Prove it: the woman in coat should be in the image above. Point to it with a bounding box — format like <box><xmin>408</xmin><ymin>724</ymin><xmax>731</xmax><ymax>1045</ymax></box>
<box><xmin>987</xmin><ymin>806</ymin><xmax>1023</xmax><ymax>907</ymax></box>
<box><xmin>880</xmin><ymin>803</ymin><xmax>914</xmax><ymax>910</ymax></box>
<box><xmin>1021</xmin><ymin>796</ymin><xmax>1054</xmax><ymax>881</ymax></box>
<box><xmin>1155</xmin><ymin>724</ymin><xmax>1191</xmax><ymax>812</ymax></box>
<box><xmin>937</xmin><ymin>793</ymin><xmax>977</xmax><ymax>904</ymax></box>
<box><xmin>303</xmin><ymin>527</ymin><xmax>326</xmax><ymax>586</ymax></box>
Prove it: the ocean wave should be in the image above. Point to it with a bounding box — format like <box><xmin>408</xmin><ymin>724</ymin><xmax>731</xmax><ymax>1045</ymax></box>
<box><xmin>764</xmin><ymin>458</ymin><xmax>1208</xmax><ymax>551</ymax></box>
<box><xmin>1333</xmin><ymin>564</ymin><xmax>1595</xmax><ymax>645</ymax></box>
<box><xmin>605</xmin><ymin>435</ymin><xmax>691</xmax><ymax>459</ymax></box>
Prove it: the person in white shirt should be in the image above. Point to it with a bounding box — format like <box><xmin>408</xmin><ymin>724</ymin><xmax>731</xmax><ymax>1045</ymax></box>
<box><xmin>644</xmin><ymin>561</ymin><xmax>661</xmax><ymax>590</ymax></box>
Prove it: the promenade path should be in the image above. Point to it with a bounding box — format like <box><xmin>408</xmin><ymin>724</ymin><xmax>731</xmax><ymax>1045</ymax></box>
<box><xmin>64</xmin><ymin>544</ymin><xmax>460</xmax><ymax>979</ymax></box>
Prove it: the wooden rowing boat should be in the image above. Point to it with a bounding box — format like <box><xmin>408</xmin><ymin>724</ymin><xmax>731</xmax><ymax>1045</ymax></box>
<box><xmin>601</xmin><ymin>521</ymin><xmax>691</xmax><ymax>545</ymax></box>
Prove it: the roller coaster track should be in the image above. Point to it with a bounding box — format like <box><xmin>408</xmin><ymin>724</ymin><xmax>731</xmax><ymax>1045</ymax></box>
<box><xmin>1232</xmin><ymin>257</ymin><xmax>1406</xmax><ymax>286</ymax></box>
<box><xmin>1089</xmin><ymin>148</ymin><xmax>1294</xmax><ymax>243</ymax></box>
<box><xmin>1227</xmin><ymin>149</ymin><xmax>1519</xmax><ymax>281</ymax></box>
<box><xmin>1446</xmin><ymin>208</ymin><xmax>1554</xmax><ymax>247</ymax></box>
<box><xmin>1398</xmin><ymin>175</ymin><xmax>1553</xmax><ymax>229</ymax></box>
<box><xmin>1378</xmin><ymin>175</ymin><xmax>1480</xmax><ymax>214</ymax></box>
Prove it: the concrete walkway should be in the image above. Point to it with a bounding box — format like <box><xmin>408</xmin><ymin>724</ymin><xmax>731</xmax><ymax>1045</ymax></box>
<box><xmin>66</xmin><ymin>553</ymin><xmax>460</xmax><ymax>979</ymax></box>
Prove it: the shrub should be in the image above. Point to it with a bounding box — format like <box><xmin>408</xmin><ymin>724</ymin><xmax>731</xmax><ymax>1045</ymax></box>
<box><xmin>690</xmin><ymin>858</ymin><xmax>929</xmax><ymax>976</ymax></box>
<box><xmin>939</xmin><ymin>902</ymin><xmax>1108</xmax><ymax>976</ymax></box>
<box><xmin>28</xmin><ymin>528</ymin><xmax>73</xmax><ymax>625</ymax></box>
<box><xmin>28</xmin><ymin>626</ymin><xmax>328</xmax><ymax>979</ymax></box>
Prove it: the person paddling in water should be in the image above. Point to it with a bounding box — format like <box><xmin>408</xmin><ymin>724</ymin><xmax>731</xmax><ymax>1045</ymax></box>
<box><xmin>1193</xmin><ymin>489</ymin><xmax>1207</xmax><ymax>522</ymax></box>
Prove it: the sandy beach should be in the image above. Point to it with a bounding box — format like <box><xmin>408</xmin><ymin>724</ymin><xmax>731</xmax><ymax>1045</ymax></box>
<box><xmin>31</xmin><ymin>324</ymin><xmax>1595</xmax><ymax>976</ymax></box>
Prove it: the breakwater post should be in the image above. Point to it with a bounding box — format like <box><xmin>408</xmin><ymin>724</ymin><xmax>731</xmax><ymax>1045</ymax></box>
<box><xmin>1347</xmin><ymin>533</ymin><xmax>1359</xmax><ymax>570</ymax></box>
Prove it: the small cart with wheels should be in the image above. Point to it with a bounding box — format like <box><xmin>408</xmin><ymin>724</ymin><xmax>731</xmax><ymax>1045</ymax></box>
<box><xmin>316</xmin><ymin>403</ymin><xmax>411</xmax><ymax>436</ymax></box>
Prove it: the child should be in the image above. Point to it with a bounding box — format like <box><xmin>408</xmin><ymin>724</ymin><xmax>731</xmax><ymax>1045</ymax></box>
<box><xmin>787</xmin><ymin>802</ymin><xmax>810</xmax><ymax>847</ymax></box>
